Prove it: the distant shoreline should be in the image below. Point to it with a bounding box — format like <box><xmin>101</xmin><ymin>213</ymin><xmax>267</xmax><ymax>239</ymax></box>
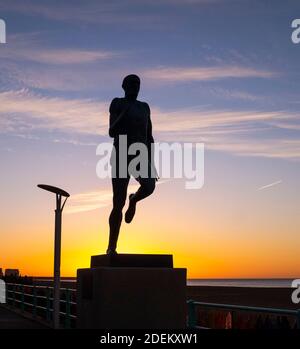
<box><xmin>31</xmin><ymin>277</ymin><xmax>298</xmax><ymax>288</ymax></box>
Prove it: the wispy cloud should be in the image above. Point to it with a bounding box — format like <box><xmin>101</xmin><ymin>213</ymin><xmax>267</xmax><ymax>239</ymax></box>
<box><xmin>267</xmin><ymin>120</ymin><xmax>300</xmax><ymax>131</ymax></box>
<box><xmin>143</xmin><ymin>66</ymin><xmax>276</xmax><ymax>83</ymax></box>
<box><xmin>207</xmin><ymin>139</ymin><xmax>300</xmax><ymax>160</ymax></box>
<box><xmin>1</xmin><ymin>89</ymin><xmax>300</xmax><ymax>160</ymax></box>
<box><xmin>0</xmin><ymin>90</ymin><xmax>288</xmax><ymax>136</ymax></box>
<box><xmin>160</xmin><ymin>132</ymin><xmax>300</xmax><ymax>160</ymax></box>
<box><xmin>0</xmin><ymin>32</ymin><xmax>123</xmax><ymax>91</ymax></box>
<box><xmin>3</xmin><ymin>63</ymin><xmax>109</xmax><ymax>91</ymax></box>
<box><xmin>0</xmin><ymin>33</ymin><xmax>118</xmax><ymax>65</ymax></box>
<box><xmin>65</xmin><ymin>180</ymin><xmax>168</xmax><ymax>214</ymax></box>
<box><xmin>0</xmin><ymin>48</ymin><xmax>117</xmax><ymax>65</ymax></box>
<box><xmin>152</xmin><ymin>107</ymin><xmax>287</xmax><ymax>132</ymax></box>
<box><xmin>258</xmin><ymin>180</ymin><xmax>282</xmax><ymax>191</ymax></box>
<box><xmin>152</xmin><ymin>107</ymin><xmax>300</xmax><ymax>160</ymax></box>
<box><xmin>0</xmin><ymin>63</ymin><xmax>276</xmax><ymax>93</ymax></box>
<box><xmin>0</xmin><ymin>49</ymin><xmax>122</xmax><ymax>92</ymax></box>
<box><xmin>53</xmin><ymin>138</ymin><xmax>98</xmax><ymax>147</ymax></box>
<box><xmin>208</xmin><ymin>87</ymin><xmax>264</xmax><ymax>101</ymax></box>
<box><xmin>0</xmin><ymin>89</ymin><xmax>107</xmax><ymax>135</ymax></box>
<box><xmin>64</xmin><ymin>189</ymin><xmax>114</xmax><ymax>214</ymax></box>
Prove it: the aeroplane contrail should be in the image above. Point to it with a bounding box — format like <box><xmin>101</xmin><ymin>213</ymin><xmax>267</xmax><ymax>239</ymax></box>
<box><xmin>258</xmin><ymin>180</ymin><xmax>282</xmax><ymax>191</ymax></box>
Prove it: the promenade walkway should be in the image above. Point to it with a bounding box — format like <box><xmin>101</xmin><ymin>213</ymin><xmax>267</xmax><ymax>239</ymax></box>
<box><xmin>0</xmin><ymin>305</ymin><xmax>47</xmax><ymax>329</ymax></box>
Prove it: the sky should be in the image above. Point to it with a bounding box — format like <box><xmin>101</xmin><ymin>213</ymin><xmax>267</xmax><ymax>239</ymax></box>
<box><xmin>0</xmin><ymin>0</ymin><xmax>300</xmax><ymax>278</ymax></box>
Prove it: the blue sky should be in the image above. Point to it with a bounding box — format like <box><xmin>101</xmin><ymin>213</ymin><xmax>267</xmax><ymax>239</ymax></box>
<box><xmin>0</xmin><ymin>0</ymin><xmax>300</xmax><ymax>277</ymax></box>
<box><xmin>1</xmin><ymin>0</ymin><xmax>300</xmax><ymax>147</ymax></box>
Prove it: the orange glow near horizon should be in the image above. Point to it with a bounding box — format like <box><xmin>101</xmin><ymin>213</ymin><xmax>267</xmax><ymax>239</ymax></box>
<box><xmin>0</xmin><ymin>145</ymin><xmax>300</xmax><ymax>278</ymax></box>
<box><xmin>2</xmin><ymin>209</ymin><xmax>300</xmax><ymax>279</ymax></box>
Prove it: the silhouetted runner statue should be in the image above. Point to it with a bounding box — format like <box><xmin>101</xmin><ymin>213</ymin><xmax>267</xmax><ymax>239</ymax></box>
<box><xmin>106</xmin><ymin>74</ymin><xmax>158</xmax><ymax>255</ymax></box>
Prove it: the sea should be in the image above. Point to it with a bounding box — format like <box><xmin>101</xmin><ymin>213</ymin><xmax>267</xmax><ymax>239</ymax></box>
<box><xmin>34</xmin><ymin>278</ymin><xmax>298</xmax><ymax>288</ymax></box>
<box><xmin>186</xmin><ymin>279</ymin><xmax>297</xmax><ymax>288</ymax></box>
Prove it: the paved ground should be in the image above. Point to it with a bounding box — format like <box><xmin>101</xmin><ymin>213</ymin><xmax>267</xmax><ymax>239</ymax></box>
<box><xmin>0</xmin><ymin>305</ymin><xmax>47</xmax><ymax>329</ymax></box>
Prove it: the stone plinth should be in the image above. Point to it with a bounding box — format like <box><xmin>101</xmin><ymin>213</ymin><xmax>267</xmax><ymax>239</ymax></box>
<box><xmin>77</xmin><ymin>255</ymin><xmax>186</xmax><ymax>329</ymax></box>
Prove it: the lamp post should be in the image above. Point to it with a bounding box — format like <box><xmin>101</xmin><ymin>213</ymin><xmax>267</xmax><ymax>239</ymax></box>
<box><xmin>38</xmin><ymin>184</ymin><xmax>70</xmax><ymax>329</ymax></box>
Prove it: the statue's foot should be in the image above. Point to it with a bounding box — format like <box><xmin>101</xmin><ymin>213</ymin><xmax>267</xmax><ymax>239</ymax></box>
<box><xmin>125</xmin><ymin>194</ymin><xmax>136</xmax><ymax>223</ymax></box>
<box><xmin>106</xmin><ymin>248</ymin><xmax>117</xmax><ymax>255</ymax></box>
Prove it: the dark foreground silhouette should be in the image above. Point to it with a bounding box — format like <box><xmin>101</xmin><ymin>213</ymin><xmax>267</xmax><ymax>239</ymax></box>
<box><xmin>107</xmin><ymin>74</ymin><xmax>157</xmax><ymax>254</ymax></box>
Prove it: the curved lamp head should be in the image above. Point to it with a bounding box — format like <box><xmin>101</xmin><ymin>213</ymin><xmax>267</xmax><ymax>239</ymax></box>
<box><xmin>37</xmin><ymin>184</ymin><xmax>70</xmax><ymax>198</ymax></box>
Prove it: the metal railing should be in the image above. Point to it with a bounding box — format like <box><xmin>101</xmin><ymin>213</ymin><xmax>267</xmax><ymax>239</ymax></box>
<box><xmin>5</xmin><ymin>283</ymin><xmax>300</xmax><ymax>329</ymax></box>
<box><xmin>5</xmin><ymin>283</ymin><xmax>77</xmax><ymax>328</ymax></box>
<box><xmin>187</xmin><ymin>299</ymin><xmax>300</xmax><ymax>329</ymax></box>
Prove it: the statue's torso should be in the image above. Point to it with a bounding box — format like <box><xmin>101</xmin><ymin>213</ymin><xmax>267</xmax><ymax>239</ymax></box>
<box><xmin>114</xmin><ymin>98</ymin><xmax>150</xmax><ymax>146</ymax></box>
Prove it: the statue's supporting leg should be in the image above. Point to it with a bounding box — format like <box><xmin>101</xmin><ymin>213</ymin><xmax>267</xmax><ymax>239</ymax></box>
<box><xmin>107</xmin><ymin>177</ymin><xmax>130</xmax><ymax>253</ymax></box>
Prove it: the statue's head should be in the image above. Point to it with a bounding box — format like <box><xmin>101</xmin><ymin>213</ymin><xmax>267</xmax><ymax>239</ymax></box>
<box><xmin>122</xmin><ymin>74</ymin><xmax>140</xmax><ymax>100</ymax></box>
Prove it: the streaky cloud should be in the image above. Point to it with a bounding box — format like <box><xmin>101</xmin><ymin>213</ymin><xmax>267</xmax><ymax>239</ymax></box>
<box><xmin>1</xmin><ymin>89</ymin><xmax>300</xmax><ymax>160</ymax></box>
<box><xmin>65</xmin><ymin>180</ymin><xmax>168</xmax><ymax>214</ymax></box>
<box><xmin>0</xmin><ymin>47</ymin><xmax>118</xmax><ymax>65</ymax></box>
<box><xmin>258</xmin><ymin>180</ymin><xmax>282</xmax><ymax>191</ymax></box>
<box><xmin>143</xmin><ymin>66</ymin><xmax>276</xmax><ymax>83</ymax></box>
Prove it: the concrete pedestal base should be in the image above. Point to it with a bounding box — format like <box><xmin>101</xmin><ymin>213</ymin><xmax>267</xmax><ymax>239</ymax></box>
<box><xmin>77</xmin><ymin>266</ymin><xmax>186</xmax><ymax>329</ymax></box>
<box><xmin>91</xmin><ymin>253</ymin><xmax>173</xmax><ymax>268</ymax></box>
